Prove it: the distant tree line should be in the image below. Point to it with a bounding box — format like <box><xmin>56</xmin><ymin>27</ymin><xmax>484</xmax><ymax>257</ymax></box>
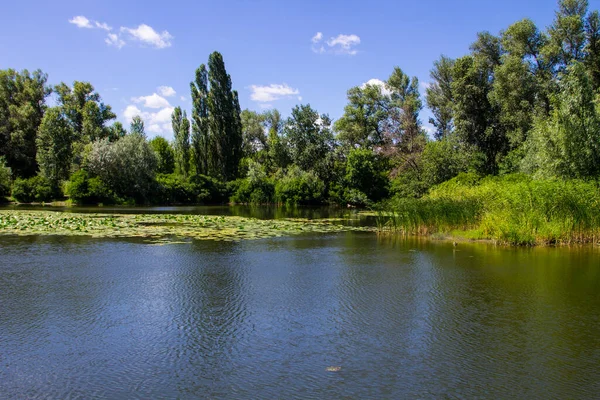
<box><xmin>1</xmin><ymin>0</ymin><xmax>600</xmax><ymax>206</ymax></box>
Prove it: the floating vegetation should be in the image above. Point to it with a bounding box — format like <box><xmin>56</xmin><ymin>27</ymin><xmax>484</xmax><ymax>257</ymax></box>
<box><xmin>0</xmin><ymin>211</ymin><xmax>374</xmax><ymax>242</ymax></box>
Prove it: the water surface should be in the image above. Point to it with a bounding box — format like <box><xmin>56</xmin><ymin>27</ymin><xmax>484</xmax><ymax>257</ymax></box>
<box><xmin>1</xmin><ymin>233</ymin><xmax>599</xmax><ymax>398</ymax></box>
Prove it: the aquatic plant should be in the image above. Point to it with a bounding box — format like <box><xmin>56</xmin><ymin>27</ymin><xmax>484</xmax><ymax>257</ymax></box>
<box><xmin>0</xmin><ymin>210</ymin><xmax>373</xmax><ymax>243</ymax></box>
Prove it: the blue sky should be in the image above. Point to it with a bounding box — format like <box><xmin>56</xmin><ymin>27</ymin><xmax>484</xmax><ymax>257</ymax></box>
<box><xmin>0</xmin><ymin>0</ymin><xmax>593</xmax><ymax>140</ymax></box>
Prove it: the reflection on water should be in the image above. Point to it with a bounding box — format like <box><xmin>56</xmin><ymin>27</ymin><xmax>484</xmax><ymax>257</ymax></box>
<box><xmin>1</xmin><ymin>233</ymin><xmax>599</xmax><ymax>398</ymax></box>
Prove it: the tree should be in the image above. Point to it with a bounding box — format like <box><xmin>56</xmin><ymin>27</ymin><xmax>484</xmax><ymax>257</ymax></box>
<box><xmin>207</xmin><ymin>52</ymin><xmax>242</xmax><ymax>180</ymax></box>
<box><xmin>190</xmin><ymin>65</ymin><xmax>209</xmax><ymax>175</ymax></box>
<box><xmin>546</xmin><ymin>0</ymin><xmax>589</xmax><ymax>69</ymax></box>
<box><xmin>0</xmin><ymin>69</ymin><xmax>51</xmax><ymax>178</ymax></box>
<box><xmin>284</xmin><ymin>104</ymin><xmax>334</xmax><ymax>172</ymax></box>
<box><xmin>54</xmin><ymin>81</ymin><xmax>116</xmax><ymax>143</ymax></box>
<box><xmin>385</xmin><ymin>67</ymin><xmax>426</xmax><ymax>174</ymax></box>
<box><xmin>334</xmin><ymin>83</ymin><xmax>388</xmax><ymax>148</ymax></box>
<box><xmin>452</xmin><ymin>55</ymin><xmax>507</xmax><ymax>174</ymax></box>
<box><xmin>264</xmin><ymin>109</ymin><xmax>290</xmax><ymax>171</ymax></box>
<box><xmin>241</xmin><ymin>109</ymin><xmax>268</xmax><ymax>159</ymax></box>
<box><xmin>584</xmin><ymin>10</ymin><xmax>600</xmax><ymax>88</ymax></box>
<box><xmin>172</xmin><ymin>106</ymin><xmax>190</xmax><ymax>176</ymax></box>
<box><xmin>149</xmin><ymin>136</ymin><xmax>175</xmax><ymax>174</ymax></box>
<box><xmin>344</xmin><ymin>148</ymin><xmax>389</xmax><ymax>201</ymax></box>
<box><xmin>86</xmin><ymin>134</ymin><xmax>157</xmax><ymax>201</ymax></box>
<box><xmin>130</xmin><ymin>115</ymin><xmax>145</xmax><ymax>137</ymax></box>
<box><xmin>107</xmin><ymin>122</ymin><xmax>127</xmax><ymax>141</ymax></box>
<box><xmin>523</xmin><ymin>62</ymin><xmax>600</xmax><ymax>178</ymax></box>
<box><xmin>36</xmin><ymin>107</ymin><xmax>74</xmax><ymax>185</ymax></box>
<box><xmin>426</xmin><ymin>56</ymin><xmax>455</xmax><ymax>139</ymax></box>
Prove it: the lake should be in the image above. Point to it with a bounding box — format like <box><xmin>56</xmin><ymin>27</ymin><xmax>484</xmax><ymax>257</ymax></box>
<box><xmin>1</xmin><ymin>209</ymin><xmax>600</xmax><ymax>398</ymax></box>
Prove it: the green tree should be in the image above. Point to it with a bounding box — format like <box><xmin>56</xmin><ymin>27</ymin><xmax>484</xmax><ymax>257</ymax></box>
<box><xmin>207</xmin><ymin>52</ymin><xmax>243</xmax><ymax>180</ymax></box>
<box><xmin>172</xmin><ymin>106</ymin><xmax>190</xmax><ymax>176</ymax></box>
<box><xmin>0</xmin><ymin>69</ymin><xmax>51</xmax><ymax>178</ymax></box>
<box><xmin>385</xmin><ymin>67</ymin><xmax>426</xmax><ymax>174</ymax></box>
<box><xmin>344</xmin><ymin>148</ymin><xmax>389</xmax><ymax>201</ymax></box>
<box><xmin>426</xmin><ymin>56</ymin><xmax>455</xmax><ymax>139</ymax></box>
<box><xmin>264</xmin><ymin>109</ymin><xmax>290</xmax><ymax>171</ymax></box>
<box><xmin>130</xmin><ymin>115</ymin><xmax>145</xmax><ymax>137</ymax></box>
<box><xmin>284</xmin><ymin>104</ymin><xmax>334</xmax><ymax>172</ymax></box>
<box><xmin>107</xmin><ymin>122</ymin><xmax>127</xmax><ymax>141</ymax></box>
<box><xmin>54</xmin><ymin>81</ymin><xmax>116</xmax><ymax>143</ymax></box>
<box><xmin>36</xmin><ymin>107</ymin><xmax>74</xmax><ymax>185</ymax></box>
<box><xmin>452</xmin><ymin>55</ymin><xmax>507</xmax><ymax>174</ymax></box>
<box><xmin>149</xmin><ymin>136</ymin><xmax>175</xmax><ymax>174</ymax></box>
<box><xmin>190</xmin><ymin>65</ymin><xmax>209</xmax><ymax>175</ymax></box>
<box><xmin>546</xmin><ymin>0</ymin><xmax>589</xmax><ymax>69</ymax></box>
<box><xmin>241</xmin><ymin>109</ymin><xmax>268</xmax><ymax>159</ymax></box>
<box><xmin>334</xmin><ymin>82</ymin><xmax>388</xmax><ymax>148</ymax></box>
<box><xmin>85</xmin><ymin>134</ymin><xmax>157</xmax><ymax>202</ymax></box>
<box><xmin>584</xmin><ymin>10</ymin><xmax>600</xmax><ymax>88</ymax></box>
<box><xmin>524</xmin><ymin>62</ymin><xmax>600</xmax><ymax>178</ymax></box>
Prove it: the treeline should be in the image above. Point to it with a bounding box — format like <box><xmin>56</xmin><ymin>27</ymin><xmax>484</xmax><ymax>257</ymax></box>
<box><xmin>1</xmin><ymin>0</ymin><xmax>600</xmax><ymax>207</ymax></box>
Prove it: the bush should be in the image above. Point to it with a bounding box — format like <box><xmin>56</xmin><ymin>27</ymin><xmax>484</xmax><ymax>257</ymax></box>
<box><xmin>12</xmin><ymin>176</ymin><xmax>54</xmax><ymax>203</ymax></box>
<box><xmin>230</xmin><ymin>160</ymin><xmax>275</xmax><ymax>204</ymax></box>
<box><xmin>154</xmin><ymin>173</ymin><xmax>230</xmax><ymax>205</ymax></box>
<box><xmin>344</xmin><ymin>148</ymin><xmax>389</xmax><ymax>202</ymax></box>
<box><xmin>0</xmin><ymin>157</ymin><xmax>11</xmax><ymax>199</ymax></box>
<box><xmin>274</xmin><ymin>166</ymin><xmax>325</xmax><ymax>206</ymax></box>
<box><xmin>65</xmin><ymin>170</ymin><xmax>114</xmax><ymax>204</ymax></box>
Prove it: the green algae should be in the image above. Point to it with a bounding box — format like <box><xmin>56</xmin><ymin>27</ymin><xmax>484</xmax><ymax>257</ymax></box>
<box><xmin>0</xmin><ymin>211</ymin><xmax>374</xmax><ymax>242</ymax></box>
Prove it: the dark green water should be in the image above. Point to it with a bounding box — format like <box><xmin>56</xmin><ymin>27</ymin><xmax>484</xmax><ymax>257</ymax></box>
<box><xmin>1</xmin><ymin>232</ymin><xmax>600</xmax><ymax>398</ymax></box>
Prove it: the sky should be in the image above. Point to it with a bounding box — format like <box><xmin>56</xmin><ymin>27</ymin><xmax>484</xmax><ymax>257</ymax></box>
<box><xmin>1</xmin><ymin>0</ymin><xmax>595</xmax><ymax>140</ymax></box>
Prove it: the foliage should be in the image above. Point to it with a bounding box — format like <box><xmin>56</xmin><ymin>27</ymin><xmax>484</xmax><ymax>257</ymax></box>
<box><xmin>0</xmin><ymin>156</ymin><xmax>11</xmax><ymax>198</ymax></box>
<box><xmin>426</xmin><ymin>56</ymin><xmax>455</xmax><ymax>139</ymax></box>
<box><xmin>85</xmin><ymin>134</ymin><xmax>157</xmax><ymax>202</ymax></box>
<box><xmin>344</xmin><ymin>148</ymin><xmax>389</xmax><ymax>202</ymax></box>
<box><xmin>149</xmin><ymin>136</ymin><xmax>175</xmax><ymax>174</ymax></box>
<box><xmin>0</xmin><ymin>69</ymin><xmax>51</xmax><ymax>178</ymax></box>
<box><xmin>523</xmin><ymin>62</ymin><xmax>600</xmax><ymax>178</ymax></box>
<box><xmin>172</xmin><ymin>106</ymin><xmax>190</xmax><ymax>177</ymax></box>
<box><xmin>11</xmin><ymin>176</ymin><xmax>54</xmax><ymax>203</ymax></box>
<box><xmin>230</xmin><ymin>160</ymin><xmax>274</xmax><ymax>204</ymax></box>
<box><xmin>36</xmin><ymin>107</ymin><xmax>73</xmax><ymax>185</ymax></box>
<box><xmin>274</xmin><ymin>166</ymin><xmax>325</xmax><ymax>206</ymax></box>
<box><xmin>65</xmin><ymin>169</ymin><xmax>114</xmax><ymax>204</ymax></box>
<box><xmin>284</xmin><ymin>104</ymin><xmax>334</xmax><ymax>172</ymax></box>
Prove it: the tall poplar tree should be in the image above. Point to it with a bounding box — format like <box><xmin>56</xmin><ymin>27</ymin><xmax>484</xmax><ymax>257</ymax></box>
<box><xmin>206</xmin><ymin>52</ymin><xmax>242</xmax><ymax>181</ymax></box>
<box><xmin>190</xmin><ymin>65</ymin><xmax>209</xmax><ymax>175</ymax></box>
<box><xmin>171</xmin><ymin>106</ymin><xmax>190</xmax><ymax>176</ymax></box>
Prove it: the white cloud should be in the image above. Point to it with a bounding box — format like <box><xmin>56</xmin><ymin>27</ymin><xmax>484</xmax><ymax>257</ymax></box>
<box><xmin>105</xmin><ymin>33</ymin><xmax>125</xmax><ymax>49</ymax></box>
<box><xmin>250</xmin><ymin>84</ymin><xmax>300</xmax><ymax>103</ymax></box>
<box><xmin>131</xmin><ymin>93</ymin><xmax>171</xmax><ymax>109</ymax></box>
<box><xmin>259</xmin><ymin>103</ymin><xmax>274</xmax><ymax>109</ymax></box>
<box><xmin>361</xmin><ymin>78</ymin><xmax>392</xmax><ymax>96</ymax></box>
<box><xmin>180</xmin><ymin>96</ymin><xmax>186</xmax><ymax>101</ymax></box>
<box><xmin>121</xmin><ymin>24</ymin><xmax>173</xmax><ymax>49</ymax></box>
<box><xmin>69</xmin><ymin>16</ymin><xmax>93</xmax><ymax>28</ymax></box>
<box><xmin>311</xmin><ymin>32</ymin><xmax>361</xmax><ymax>55</ymax></box>
<box><xmin>327</xmin><ymin>34</ymin><xmax>361</xmax><ymax>55</ymax></box>
<box><xmin>69</xmin><ymin>17</ymin><xmax>172</xmax><ymax>50</ymax></box>
<box><xmin>158</xmin><ymin>86</ymin><xmax>176</xmax><ymax>97</ymax></box>
<box><xmin>95</xmin><ymin>21</ymin><xmax>112</xmax><ymax>31</ymax></box>
<box><xmin>123</xmin><ymin>104</ymin><xmax>175</xmax><ymax>136</ymax></box>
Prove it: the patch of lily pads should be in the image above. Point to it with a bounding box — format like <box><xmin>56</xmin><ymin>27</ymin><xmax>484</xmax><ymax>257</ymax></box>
<box><xmin>0</xmin><ymin>211</ymin><xmax>374</xmax><ymax>243</ymax></box>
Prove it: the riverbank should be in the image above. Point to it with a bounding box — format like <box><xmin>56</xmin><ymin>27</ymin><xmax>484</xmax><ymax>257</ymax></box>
<box><xmin>374</xmin><ymin>174</ymin><xmax>600</xmax><ymax>246</ymax></box>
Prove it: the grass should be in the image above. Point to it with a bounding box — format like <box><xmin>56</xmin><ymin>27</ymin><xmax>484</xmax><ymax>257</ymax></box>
<box><xmin>375</xmin><ymin>174</ymin><xmax>600</xmax><ymax>246</ymax></box>
<box><xmin>0</xmin><ymin>210</ymin><xmax>373</xmax><ymax>243</ymax></box>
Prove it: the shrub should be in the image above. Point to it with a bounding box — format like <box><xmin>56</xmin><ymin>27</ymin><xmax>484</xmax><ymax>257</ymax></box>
<box><xmin>12</xmin><ymin>176</ymin><xmax>54</xmax><ymax>203</ymax></box>
<box><xmin>65</xmin><ymin>170</ymin><xmax>114</xmax><ymax>204</ymax></box>
<box><xmin>274</xmin><ymin>166</ymin><xmax>325</xmax><ymax>206</ymax></box>
<box><xmin>0</xmin><ymin>157</ymin><xmax>11</xmax><ymax>199</ymax></box>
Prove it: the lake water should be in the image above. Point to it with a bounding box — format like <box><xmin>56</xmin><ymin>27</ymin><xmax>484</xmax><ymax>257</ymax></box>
<box><xmin>1</xmin><ymin>217</ymin><xmax>600</xmax><ymax>398</ymax></box>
